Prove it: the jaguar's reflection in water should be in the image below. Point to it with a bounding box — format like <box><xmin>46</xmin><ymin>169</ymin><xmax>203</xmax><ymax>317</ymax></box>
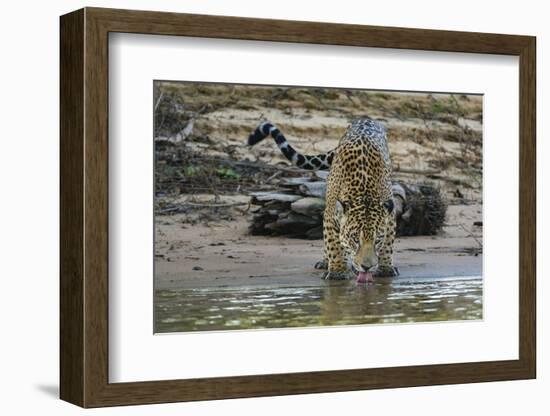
<box><xmin>154</xmin><ymin>276</ymin><xmax>482</xmax><ymax>333</ymax></box>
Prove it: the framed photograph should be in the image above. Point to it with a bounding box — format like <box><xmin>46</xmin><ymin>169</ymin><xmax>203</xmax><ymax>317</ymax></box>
<box><xmin>60</xmin><ymin>7</ymin><xmax>536</xmax><ymax>408</ymax></box>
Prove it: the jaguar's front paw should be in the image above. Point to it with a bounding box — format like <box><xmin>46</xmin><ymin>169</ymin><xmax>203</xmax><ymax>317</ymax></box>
<box><xmin>374</xmin><ymin>266</ymin><xmax>399</xmax><ymax>277</ymax></box>
<box><xmin>323</xmin><ymin>270</ymin><xmax>350</xmax><ymax>280</ymax></box>
<box><xmin>314</xmin><ymin>259</ymin><xmax>328</xmax><ymax>270</ymax></box>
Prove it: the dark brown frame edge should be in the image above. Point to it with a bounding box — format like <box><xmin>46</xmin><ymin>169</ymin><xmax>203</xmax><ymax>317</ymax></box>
<box><xmin>60</xmin><ymin>7</ymin><xmax>536</xmax><ymax>408</ymax></box>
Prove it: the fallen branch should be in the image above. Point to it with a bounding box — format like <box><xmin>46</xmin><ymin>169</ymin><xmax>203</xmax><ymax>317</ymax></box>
<box><xmin>157</xmin><ymin>201</ymin><xmax>248</xmax><ymax>214</ymax></box>
<box><xmin>394</xmin><ymin>166</ymin><xmax>441</xmax><ymax>175</ymax></box>
<box><xmin>249</xmin><ymin>175</ymin><xmax>448</xmax><ymax>238</ymax></box>
<box><xmin>154</xmin><ymin>91</ymin><xmax>164</xmax><ymax>112</ymax></box>
<box><xmin>458</xmin><ymin>224</ymin><xmax>483</xmax><ymax>248</ymax></box>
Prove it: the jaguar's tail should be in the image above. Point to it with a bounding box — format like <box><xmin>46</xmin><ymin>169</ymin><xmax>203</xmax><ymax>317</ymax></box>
<box><xmin>248</xmin><ymin>122</ymin><xmax>334</xmax><ymax>171</ymax></box>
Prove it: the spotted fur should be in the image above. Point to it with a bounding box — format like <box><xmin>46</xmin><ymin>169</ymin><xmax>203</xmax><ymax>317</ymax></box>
<box><xmin>248</xmin><ymin>118</ymin><xmax>398</xmax><ymax>279</ymax></box>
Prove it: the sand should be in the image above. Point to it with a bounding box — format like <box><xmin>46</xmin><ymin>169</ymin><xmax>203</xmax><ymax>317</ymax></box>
<box><xmin>154</xmin><ymin>203</ymin><xmax>482</xmax><ymax>290</ymax></box>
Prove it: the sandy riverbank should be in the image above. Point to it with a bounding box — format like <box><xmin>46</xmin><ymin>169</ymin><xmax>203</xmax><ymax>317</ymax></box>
<box><xmin>154</xmin><ymin>203</ymin><xmax>482</xmax><ymax>291</ymax></box>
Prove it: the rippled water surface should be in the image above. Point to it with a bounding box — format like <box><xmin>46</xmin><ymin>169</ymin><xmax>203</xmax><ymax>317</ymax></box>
<box><xmin>155</xmin><ymin>276</ymin><xmax>482</xmax><ymax>333</ymax></box>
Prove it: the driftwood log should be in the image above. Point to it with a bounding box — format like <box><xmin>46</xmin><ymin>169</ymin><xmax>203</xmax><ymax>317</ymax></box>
<box><xmin>249</xmin><ymin>172</ymin><xmax>446</xmax><ymax>239</ymax></box>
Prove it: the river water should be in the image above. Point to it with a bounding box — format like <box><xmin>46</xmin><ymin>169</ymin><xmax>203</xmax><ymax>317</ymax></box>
<box><xmin>155</xmin><ymin>275</ymin><xmax>482</xmax><ymax>333</ymax></box>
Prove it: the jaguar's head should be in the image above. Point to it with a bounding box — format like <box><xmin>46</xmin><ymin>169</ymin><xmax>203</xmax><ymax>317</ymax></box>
<box><xmin>336</xmin><ymin>196</ymin><xmax>394</xmax><ymax>282</ymax></box>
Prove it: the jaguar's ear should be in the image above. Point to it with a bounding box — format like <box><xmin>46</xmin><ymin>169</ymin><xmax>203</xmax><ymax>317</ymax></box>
<box><xmin>383</xmin><ymin>199</ymin><xmax>395</xmax><ymax>214</ymax></box>
<box><xmin>335</xmin><ymin>199</ymin><xmax>347</xmax><ymax>216</ymax></box>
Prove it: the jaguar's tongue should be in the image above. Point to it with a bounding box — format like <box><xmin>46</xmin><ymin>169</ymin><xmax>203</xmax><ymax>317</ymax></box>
<box><xmin>356</xmin><ymin>271</ymin><xmax>374</xmax><ymax>284</ymax></box>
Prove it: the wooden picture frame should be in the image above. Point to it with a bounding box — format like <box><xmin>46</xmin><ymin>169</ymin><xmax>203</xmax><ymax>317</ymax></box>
<box><xmin>60</xmin><ymin>7</ymin><xmax>536</xmax><ymax>408</ymax></box>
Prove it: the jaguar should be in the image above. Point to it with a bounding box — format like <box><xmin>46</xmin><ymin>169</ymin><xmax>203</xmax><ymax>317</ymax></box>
<box><xmin>248</xmin><ymin>118</ymin><xmax>398</xmax><ymax>282</ymax></box>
